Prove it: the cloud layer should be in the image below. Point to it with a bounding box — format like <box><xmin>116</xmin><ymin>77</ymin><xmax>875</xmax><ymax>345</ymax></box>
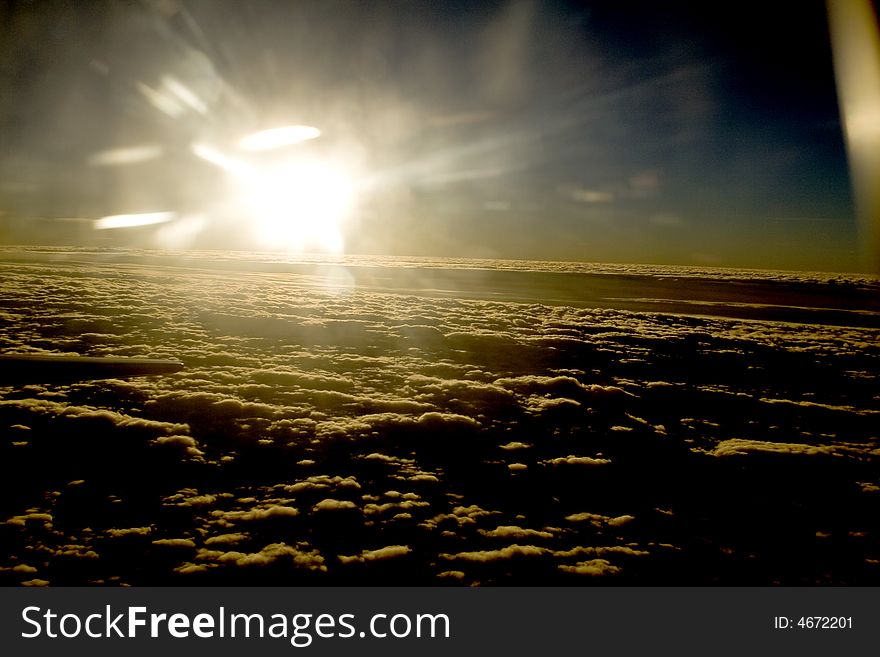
<box><xmin>1</xmin><ymin>249</ymin><xmax>878</xmax><ymax>585</ymax></box>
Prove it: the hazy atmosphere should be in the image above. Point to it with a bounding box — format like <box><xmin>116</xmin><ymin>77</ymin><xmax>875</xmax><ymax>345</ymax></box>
<box><xmin>1</xmin><ymin>1</ymin><xmax>879</xmax><ymax>587</ymax></box>
<box><xmin>0</xmin><ymin>0</ymin><xmax>867</xmax><ymax>270</ymax></box>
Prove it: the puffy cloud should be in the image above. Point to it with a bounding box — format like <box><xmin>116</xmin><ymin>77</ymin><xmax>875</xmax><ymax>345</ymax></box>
<box><xmin>251</xmin><ymin>369</ymin><xmax>355</xmax><ymax>392</ymax></box>
<box><xmin>153</xmin><ymin>435</ymin><xmax>198</xmax><ymax>447</ymax></box>
<box><xmin>163</xmin><ymin>489</ymin><xmax>228</xmax><ymax>508</ymax></box>
<box><xmin>282</xmin><ymin>476</ymin><xmax>361</xmax><ymax>494</ymax></box>
<box><xmin>407</xmin><ymin>473</ymin><xmax>440</xmax><ymax>483</ymax></box>
<box><xmin>339</xmin><ymin>545</ymin><xmax>412</xmax><ymax>564</ymax></box>
<box><xmin>441</xmin><ymin>544</ymin><xmax>547</xmax><ymax>562</ymax></box>
<box><xmin>759</xmin><ymin>398</ymin><xmax>880</xmax><ymax>415</ymax></box>
<box><xmin>0</xmin><ymin>399</ymin><xmax>190</xmax><ymax>437</ymax></box>
<box><xmin>10</xmin><ymin>564</ymin><xmax>38</xmax><ymax>574</ymax></box>
<box><xmin>53</xmin><ymin>545</ymin><xmax>99</xmax><ymax>560</ymax></box>
<box><xmin>196</xmin><ymin>543</ymin><xmax>326</xmax><ymax>570</ymax></box>
<box><xmin>204</xmin><ymin>533</ymin><xmax>249</xmax><ymax>546</ymax></box>
<box><xmin>565</xmin><ymin>513</ymin><xmax>635</xmax><ymax>527</ymax></box>
<box><xmin>494</xmin><ymin>375</ymin><xmax>629</xmax><ymax>399</ymax></box>
<box><xmin>710</xmin><ymin>439</ymin><xmax>842</xmax><ymax>458</ymax></box>
<box><xmin>1</xmin><ymin>249</ymin><xmax>876</xmax><ymax>586</ymax></box>
<box><xmin>436</xmin><ymin>570</ymin><xmax>466</xmax><ymax>580</ymax></box>
<box><xmin>478</xmin><ymin>526</ymin><xmax>554</xmax><ymax>539</ymax></box>
<box><xmin>525</xmin><ymin>396</ymin><xmax>582</xmax><ymax>413</ymax></box>
<box><xmin>541</xmin><ymin>455</ymin><xmax>611</xmax><ymax>466</ymax></box>
<box><xmin>6</xmin><ymin>512</ymin><xmax>53</xmax><ymax>527</ymax></box>
<box><xmin>554</xmin><ymin>545</ymin><xmax>649</xmax><ymax>558</ymax></box>
<box><xmin>416</xmin><ymin>412</ymin><xmax>481</xmax><ymax>430</ymax></box>
<box><xmin>499</xmin><ymin>441</ymin><xmax>531</xmax><ymax>451</ymax></box>
<box><xmin>214</xmin><ymin>506</ymin><xmax>300</xmax><ymax>522</ymax></box>
<box><xmin>420</xmin><ymin>505</ymin><xmax>500</xmax><ymax>531</ymax></box>
<box><xmin>363</xmin><ymin>498</ymin><xmax>429</xmax><ymax>516</ymax></box>
<box><xmin>361</xmin><ymin>452</ymin><xmax>400</xmax><ymax>463</ymax></box>
<box><xmin>151</xmin><ymin>538</ymin><xmax>196</xmax><ymax>548</ymax></box>
<box><xmin>105</xmin><ymin>527</ymin><xmax>152</xmax><ymax>537</ymax></box>
<box><xmin>312</xmin><ymin>499</ymin><xmax>358</xmax><ymax>512</ymax></box>
<box><xmin>558</xmin><ymin>559</ymin><xmax>621</xmax><ymax>576</ymax></box>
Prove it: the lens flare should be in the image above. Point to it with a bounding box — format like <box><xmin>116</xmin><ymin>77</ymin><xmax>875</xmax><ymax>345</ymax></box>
<box><xmin>238</xmin><ymin>125</ymin><xmax>321</xmax><ymax>151</ymax></box>
<box><xmin>87</xmin><ymin>145</ymin><xmax>163</xmax><ymax>167</ymax></box>
<box><xmin>94</xmin><ymin>212</ymin><xmax>176</xmax><ymax>230</ymax></box>
<box><xmin>191</xmin><ymin>143</ymin><xmax>253</xmax><ymax>177</ymax></box>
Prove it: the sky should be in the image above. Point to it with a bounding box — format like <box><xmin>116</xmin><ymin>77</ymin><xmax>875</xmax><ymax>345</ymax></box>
<box><xmin>0</xmin><ymin>0</ymin><xmax>867</xmax><ymax>270</ymax></box>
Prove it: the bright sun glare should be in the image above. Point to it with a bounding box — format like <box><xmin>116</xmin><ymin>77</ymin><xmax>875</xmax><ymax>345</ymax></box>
<box><xmin>192</xmin><ymin>126</ymin><xmax>356</xmax><ymax>254</ymax></box>
<box><xmin>241</xmin><ymin>159</ymin><xmax>354</xmax><ymax>254</ymax></box>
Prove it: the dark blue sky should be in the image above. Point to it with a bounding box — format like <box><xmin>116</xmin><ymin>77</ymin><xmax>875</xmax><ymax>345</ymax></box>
<box><xmin>0</xmin><ymin>0</ymin><xmax>862</xmax><ymax>270</ymax></box>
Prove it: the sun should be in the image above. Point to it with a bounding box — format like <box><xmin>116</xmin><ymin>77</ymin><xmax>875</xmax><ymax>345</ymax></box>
<box><xmin>240</xmin><ymin>159</ymin><xmax>354</xmax><ymax>254</ymax></box>
<box><xmin>192</xmin><ymin>134</ymin><xmax>356</xmax><ymax>254</ymax></box>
